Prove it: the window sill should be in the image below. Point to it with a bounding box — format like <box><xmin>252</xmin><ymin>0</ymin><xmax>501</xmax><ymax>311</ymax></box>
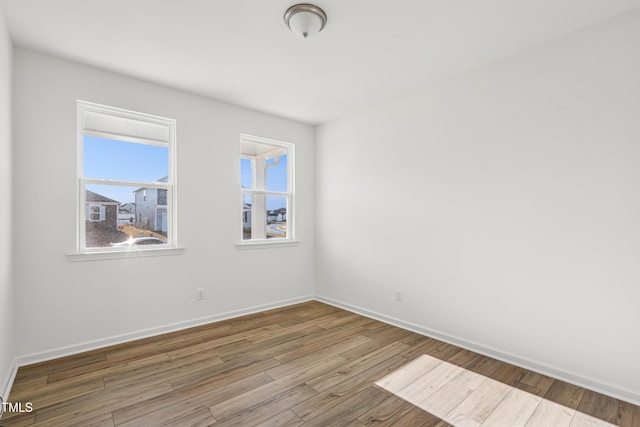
<box><xmin>66</xmin><ymin>246</ymin><xmax>185</xmax><ymax>262</ymax></box>
<box><xmin>235</xmin><ymin>240</ymin><xmax>300</xmax><ymax>250</ymax></box>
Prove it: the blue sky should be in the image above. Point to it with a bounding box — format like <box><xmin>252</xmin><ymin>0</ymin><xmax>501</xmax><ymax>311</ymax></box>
<box><xmin>84</xmin><ymin>135</ymin><xmax>168</xmax><ymax>204</ymax></box>
<box><xmin>84</xmin><ymin>136</ymin><xmax>168</xmax><ymax>182</ymax></box>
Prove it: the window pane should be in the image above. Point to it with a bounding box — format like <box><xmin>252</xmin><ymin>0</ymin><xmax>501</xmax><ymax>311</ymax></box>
<box><xmin>83</xmin><ymin>135</ymin><xmax>168</xmax><ymax>182</ymax></box>
<box><xmin>242</xmin><ymin>194</ymin><xmax>253</xmax><ymax>240</ymax></box>
<box><xmin>240</xmin><ymin>158</ymin><xmax>253</xmax><ymax>190</ymax></box>
<box><xmin>266</xmin><ymin>195</ymin><xmax>287</xmax><ymax>239</ymax></box>
<box><xmin>265</xmin><ymin>154</ymin><xmax>287</xmax><ymax>192</ymax></box>
<box><xmin>85</xmin><ymin>183</ymin><xmax>168</xmax><ymax>248</ymax></box>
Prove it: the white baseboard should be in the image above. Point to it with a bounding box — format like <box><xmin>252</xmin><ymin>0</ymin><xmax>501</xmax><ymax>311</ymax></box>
<box><xmin>14</xmin><ymin>295</ymin><xmax>314</xmax><ymax>368</ymax></box>
<box><xmin>315</xmin><ymin>295</ymin><xmax>640</xmax><ymax>407</ymax></box>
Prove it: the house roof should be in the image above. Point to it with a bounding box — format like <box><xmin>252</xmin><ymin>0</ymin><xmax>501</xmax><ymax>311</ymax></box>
<box><xmin>268</xmin><ymin>208</ymin><xmax>287</xmax><ymax>215</ymax></box>
<box><xmin>134</xmin><ymin>175</ymin><xmax>169</xmax><ymax>193</ymax></box>
<box><xmin>86</xmin><ymin>190</ymin><xmax>120</xmax><ymax>204</ymax></box>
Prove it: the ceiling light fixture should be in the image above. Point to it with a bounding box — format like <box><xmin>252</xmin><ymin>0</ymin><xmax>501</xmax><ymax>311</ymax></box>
<box><xmin>284</xmin><ymin>3</ymin><xmax>327</xmax><ymax>39</ymax></box>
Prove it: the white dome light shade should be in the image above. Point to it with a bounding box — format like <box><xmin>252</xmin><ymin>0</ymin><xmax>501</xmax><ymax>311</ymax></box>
<box><xmin>288</xmin><ymin>11</ymin><xmax>322</xmax><ymax>38</ymax></box>
<box><xmin>284</xmin><ymin>4</ymin><xmax>327</xmax><ymax>39</ymax></box>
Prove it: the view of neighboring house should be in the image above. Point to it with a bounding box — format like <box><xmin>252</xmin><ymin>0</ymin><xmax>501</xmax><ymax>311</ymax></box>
<box><xmin>121</xmin><ymin>202</ymin><xmax>136</xmax><ymax>213</ymax></box>
<box><xmin>85</xmin><ymin>190</ymin><xmax>126</xmax><ymax>247</ymax></box>
<box><xmin>243</xmin><ymin>203</ymin><xmax>252</xmax><ymax>231</ymax></box>
<box><xmin>267</xmin><ymin>207</ymin><xmax>287</xmax><ymax>223</ymax></box>
<box><xmin>85</xmin><ymin>190</ymin><xmax>119</xmax><ymax>230</ymax></box>
<box><xmin>243</xmin><ymin>205</ymin><xmax>287</xmax><ymax>233</ymax></box>
<box><xmin>134</xmin><ymin>176</ymin><xmax>168</xmax><ymax>234</ymax></box>
<box><xmin>118</xmin><ymin>202</ymin><xmax>136</xmax><ymax>225</ymax></box>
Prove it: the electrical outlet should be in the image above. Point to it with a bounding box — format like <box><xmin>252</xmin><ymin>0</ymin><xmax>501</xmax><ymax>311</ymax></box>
<box><xmin>196</xmin><ymin>288</ymin><xmax>205</xmax><ymax>301</ymax></box>
<box><xmin>395</xmin><ymin>289</ymin><xmax>403</xmax><ymax>302</ymax></box>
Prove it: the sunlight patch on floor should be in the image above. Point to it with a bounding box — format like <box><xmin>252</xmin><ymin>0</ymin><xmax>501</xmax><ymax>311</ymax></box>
<box><xmin>375</xmin><ymin>354</ymin><xmax>616</xmax><ymax>427</ymax></box>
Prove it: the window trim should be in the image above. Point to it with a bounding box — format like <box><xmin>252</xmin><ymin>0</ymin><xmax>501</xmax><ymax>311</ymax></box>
<box><xmin>71</xmin><ymin>100</ymin><xmax>180</xmax><ymax>258</ymax></box>
<box><xmin>238</xmin><ymin>134</ymin><xmax>296</xmax><ymax>247</ymax></box>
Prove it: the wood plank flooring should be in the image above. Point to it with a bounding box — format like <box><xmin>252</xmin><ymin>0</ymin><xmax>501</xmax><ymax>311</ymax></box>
<box><xmin>1</xmin><ymin>301</ymin><xmax>638</xmax><ymax>426</ymax></box>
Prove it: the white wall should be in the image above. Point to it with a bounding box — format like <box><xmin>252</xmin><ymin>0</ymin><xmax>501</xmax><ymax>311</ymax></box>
<box><xmin>0</xmin><ymin>5</ymin><xmax>15</xmax><ymax>400</ymax></box>
<box><xmin>316</xmin><ymin>9</ymin><xmax>640</xmax><ymax>403</ymax></box>
<box><xmin>12</xmin><ymin>49</ymin><xmax>315</xmax><ymax>358</ymax></box>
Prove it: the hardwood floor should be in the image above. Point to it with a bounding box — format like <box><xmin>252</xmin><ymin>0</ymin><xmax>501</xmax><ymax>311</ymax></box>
<box><xmin>1</xmin><ymin>301</ymin><xmax>638</xmax><ymax>426</ymax></box>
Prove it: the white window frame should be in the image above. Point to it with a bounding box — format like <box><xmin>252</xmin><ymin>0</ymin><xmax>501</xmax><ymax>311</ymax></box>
<box><xmin>237</xmin><ymin>134</ymin><xmax>298</xmax><ymax>248</ymax></box>
<box><xmin>69</xmin><ymin>100</ymin><xmax>182</xmax><ymax>260</ymax></box>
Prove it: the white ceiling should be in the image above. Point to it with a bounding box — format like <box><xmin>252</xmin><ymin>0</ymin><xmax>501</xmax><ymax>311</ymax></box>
<box><xmin>2</xmin><ymin>0</ymin><xmax>640</xmax><ymax>125</ymax></box>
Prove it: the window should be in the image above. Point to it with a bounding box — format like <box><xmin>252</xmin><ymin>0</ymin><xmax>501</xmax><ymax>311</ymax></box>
<box><xmin>240</xmin><ymin>134</ymin><xmax>294</xmax><ymax>244</ymax></box>
<box><xmin>77</xmin><ymin>101</ymin><xmax>177</xmax><ymax>252</ymax></box>
<box><xmin>88</xmin><ymin>205</ymin><xmax>104</xmax><ymax>222</ymax></box>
